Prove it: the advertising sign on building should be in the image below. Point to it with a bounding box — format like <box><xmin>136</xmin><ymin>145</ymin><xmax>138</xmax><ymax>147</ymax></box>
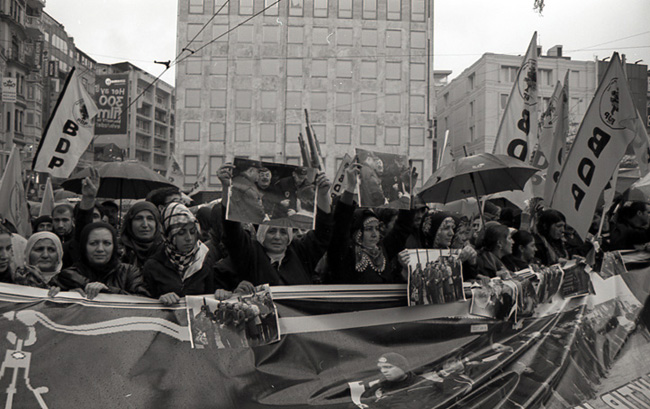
<box><xmin>94</xmin><ymin>74</ymin><xmax>128</xmax><ymax>135</ymax></box>
<box><xmin>1</xmin><ymin>77</ymin><xmax>16</xmax><ymax>103</ymax></box>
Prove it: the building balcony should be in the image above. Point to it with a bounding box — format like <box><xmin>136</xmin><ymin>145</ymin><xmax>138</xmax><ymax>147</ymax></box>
<box><xmin>24</xmin><ymin>15</ymin><xmax>42</xmax><ymax>30</ymax></box>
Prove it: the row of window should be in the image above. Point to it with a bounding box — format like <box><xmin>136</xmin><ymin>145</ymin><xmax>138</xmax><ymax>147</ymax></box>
<box><xmin>189</xmin><ymin>0</ymin><xmax>426</xmax><ymax>21</ymax></box>
<box><xmin>189</xmin><ymin>24</ymin><xmax>428</xmax><ymax>48</ymax></box>
<box><xmin>183</xmin><ymin>121</ymin><xmax>427</xmax><ymax>146</ymax></box>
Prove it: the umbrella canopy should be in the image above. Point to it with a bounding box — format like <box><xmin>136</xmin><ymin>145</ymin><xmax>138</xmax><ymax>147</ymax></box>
<box><xmin>419</xmin><ymin>153</ymin><xmax>538</xmax><ymax>203</ymax></box>
<box><xmin>61</xmin><ymin>161</ymin><xmax>176</xmax><ymax>199</ymax></box>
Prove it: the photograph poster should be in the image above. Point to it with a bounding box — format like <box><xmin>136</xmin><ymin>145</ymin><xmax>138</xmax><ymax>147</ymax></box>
<box><xmin>407</xmin><ymin>249</ymin><xmax>465</xmax><ymax>306</ymax></box>
<box><xmin>355</xmin><ymin>148</ymin><xmax>412</xmax><ymax>209</ymax></box>
<box><xmin>226</xmin><ymin>158</ymin><xmax>318</xmax><ymax>230</ymax></box>
<box><xmin>187</xmin><ymin>284</ymin><xmax>280</xmax><ymax>349</ymax></box>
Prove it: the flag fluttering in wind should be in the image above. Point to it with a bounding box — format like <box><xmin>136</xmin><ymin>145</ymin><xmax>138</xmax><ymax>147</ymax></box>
<box><xmin>32</xmin><ymin>67</ymin><xmax>99</xmax><ymax>178</ymax></box>
<box><xmin>0</xmin><ymin>145</ymin><xmax>31</xmax><ymax>237</ymax></box>
<box><xmin>492</xmin><ymin>32</ymin><xmax>539</xmax><ymax>164</ymax></box>
<box><xmin>39</xmin><ymin>177</ymin><xmax>55</xmax><ymax>217</ymax></box>
<box><xmin>188</xmin><ymin>162</ymin><xmax>207</xmax><ymax>197</ymax></box>
<box><xmin>166</xmin><ymin>153</ymin><xmax>185</xmax><ymax>190</ymax></box>
<box><xmin>543</xmin><ymin>72</ymin><xmax>570</xmax><ymax>204</ymax></box>
<box><xmin>549</xmin><ymin>53</ymin><xmax>637</xmax><ymax>238</ymax></box>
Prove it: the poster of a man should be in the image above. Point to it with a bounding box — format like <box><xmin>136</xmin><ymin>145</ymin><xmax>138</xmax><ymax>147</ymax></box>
<box><xmin>406</xmin><ymin>249</ymin><xmax>465</xmax><ymax>306</ymax></box>
<box><xmin>226</xmin><ymin>158</ymin><xmax>318</xmax><ymax>229</ymax></box>
<box><xmin>356</xmin><ymin>149</ymin><xmax>412</xmax><ymax>210</ymax></box>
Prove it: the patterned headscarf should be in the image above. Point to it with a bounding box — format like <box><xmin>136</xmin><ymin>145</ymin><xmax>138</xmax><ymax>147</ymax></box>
<box><xmin>161</xmin><ymin>202</ymin><xmax>205</xmax><ymax>277</ymax></box>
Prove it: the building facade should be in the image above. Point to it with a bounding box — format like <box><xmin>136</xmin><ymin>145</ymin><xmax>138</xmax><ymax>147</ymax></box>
<box><xmin>175</xmin><ymin>0</ymin><xmax>436</xmax><ymax>192</ymax></box>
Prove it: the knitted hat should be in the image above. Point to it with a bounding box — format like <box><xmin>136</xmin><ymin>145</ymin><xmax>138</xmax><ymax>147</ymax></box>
<box><xmin>378</xmin><ymin>352</ymin><xmax>409</xmax><ymax>372</ymax></box>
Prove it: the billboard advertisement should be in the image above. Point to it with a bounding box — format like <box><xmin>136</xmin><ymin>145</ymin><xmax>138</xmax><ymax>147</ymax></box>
<box><xmin>94</xmin><ymin>74</ymin><xmax>128</xmax><ymax>135</ymax></box>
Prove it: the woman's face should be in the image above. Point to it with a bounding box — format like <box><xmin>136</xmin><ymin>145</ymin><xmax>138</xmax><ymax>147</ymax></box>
<box><xmin>549</xmin><ymin>221</ymin><xmax>566</xmax><ymax>241</ymax></box>
<box><xmin>0</xmin><ymin>235</ymin><xmax>12</xmax><ymax>273</ymax></box>
<box><xmin>172</xmin><ymin>223</ymin><xmax>198</xmax><ymax>254</ymax></box>
<box><xmin>361</xmin><ymin>219</ymin><xmax>381</xmax><ymax>248</ymax></box>
<box><xmin>29</xmin><ymin>239</ymin><xmax>58</xmax><ymax>272</ymax></box>
<box><xmin>434</xmin><ymin>217</ymin><xmax>455</xmax><ymax>248</ymax></box>
<box><xmin>132</xmin><ymin>210</ymin><xmax>156</xmax><ymax>241</ymax></box>
<box><xmin>499</xmin><ymin>231</ymin><xmax>514</xmax><ymax>256</ymax></box>
<box><xmin>86</xmin><ymin>228</ymin><xmax>114</xmax><ymax>265</ymax></box>
<box><xmin>521</xmin><ymin>240</ymin><xmax>537</xmax><ymax>262</ymax></box>
<box><xmin>263</xmin><ymin>227</ymin><xmax>290</xmax><ymax>254</ymax></box>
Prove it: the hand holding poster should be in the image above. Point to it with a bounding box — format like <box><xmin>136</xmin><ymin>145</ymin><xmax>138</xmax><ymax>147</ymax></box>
<box><xmin>356</xmin><ymin>148</ymin><xmax>412</xmax><ymax>210</ymax></box>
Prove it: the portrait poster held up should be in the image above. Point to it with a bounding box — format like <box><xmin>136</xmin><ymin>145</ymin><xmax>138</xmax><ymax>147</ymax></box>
<box><xmin>186</xmin><ymin>284</ymin><xmax>280</xmax><ymax>349</ymax></box>
<box><xmin>225</xmin><ymin>158</ymin><xmax>318</xmax><ymax>230</ymax></box>
<box><xmin>355</xmin><ymin>148</ymin><xmax>412</xmax><ymax>210</ymax></box>
<box><xmin>406</xmin><ymin>249</ymin><xmax>465</xmax><ymax>307</ymax></box>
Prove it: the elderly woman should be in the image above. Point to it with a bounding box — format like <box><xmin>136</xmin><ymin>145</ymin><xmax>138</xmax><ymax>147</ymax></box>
<box><xmin>0</xmin><ymin>226</ymin><xmax>15</xmax><ymax>283</ymax></box>
<box><xmin>120</xmin><ymin>201</ymin><xmax>163</xmax><ymax>269</ymax></box>
<box><xmin>143</xmin><ymin>202</ymin><xmax>214</xmax><ymax>305</ymax></box>
<box><xmin>58</xmin><ymin>222</ymin><xmax>150</xmax><ymax>299</ymax></box>
<box><xmin>14</xmin><ymin>232</ymin><xmax>64</xmax><ymax>293</ymax></box>
<box><xmin>534</xmin><ymin>209</ymin><xmax>569</xmax><ymax>266</ymax></box>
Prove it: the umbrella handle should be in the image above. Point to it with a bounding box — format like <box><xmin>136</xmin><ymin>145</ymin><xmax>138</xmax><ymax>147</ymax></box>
<box><xmin>469</xmin><ymin>173</ymin><xmax>486</xmax><ymax>227</ymax></box>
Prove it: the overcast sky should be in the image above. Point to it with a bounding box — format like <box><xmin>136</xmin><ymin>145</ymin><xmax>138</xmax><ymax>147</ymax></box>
<box><xmin>45</xmin><ymin>0</ymin><xmax>649</xmax><ymax>87</ymax></box>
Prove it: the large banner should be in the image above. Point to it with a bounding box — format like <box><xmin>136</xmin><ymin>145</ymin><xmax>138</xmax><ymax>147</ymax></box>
<box><xmin>0</xmin><ymin>256</ymin><xmax>647</xmax><ymax>408</ymax></box>
<box><xmin>94</xmin><ymin>74</ymin><xmax>129</xmax><ymax>135</ymax></box>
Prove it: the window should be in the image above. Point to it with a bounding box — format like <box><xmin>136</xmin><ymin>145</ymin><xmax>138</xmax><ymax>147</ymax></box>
<box><xmin>312</xmin><ymin>59</ymin><xmax>328</xmax><ymax>77</ymax></box>
<box><xmin>362</xmin><ymin>0</ymin><xmax>376</xmax><ymax>19</ymax></box>
<box><xmin>235</xmin><ymin>123</ymin><xmax>250</xmax><ymax>141</ymax></box>
<box><xmin>360</xmin><ymin>93</ymin><xmax>376</xmax><ymax>112</ymax></box>
<box><xmin>239</xmin><ymin>0</ymin><xmax>253</xmax><ymax>14</ymax></box>
<box><xmin>210</xmin><ymin>122</ymin><xmax>225</xmax><ymax>141</ymax></box>
<box><xmin>261</xmin><ymin>59</ymin><xmax>279</xmax><ymax>75</ymax></box>
<box><xmin>361</xmin><ymin>29</ymin><xmax>377</xmax><ymax>46</ymax></box>
<box><xmin>335</xmin><ymin>125</ymin><xmax>351</xmax><ymax>144</ymax></box>
<box><xmin>184</xmin><ymin>156</ymin><xmax>199</xmax><ymax>183</ymax></box>
<box><xmin>289</xmin><ymin>0</ymin><xmax>303</xmax><ymax>16</ymax></box>
<box><xmin>184</xmin><ymin>122</ymin><xmax>200</xmax><ymax>141</ymax></box>
<box><xmin>410</xmin><ymin>95</ymin><xmax>424</xmax><ymax>113</ymax></box>
<box><xmin>313</xmin><ymin>27</ymin><xmax>330</xmax><ymax>45</ymax></box>
<box><xmin>500</xmin><ymin>93</ymin><xmax>508</xmax><ymax>110</ymax></box>
<box><xmin>236</xmin><ymin>59</ymin><xmax>253</xmax><ymax>75</ymax></box>
<box><xmin>411</xmin><ymin>31</ymin><xmax>425</xmax><ymax>48</ymax></box>
<box><xmin>212</xmin><ymin>24</ymin><xmax>228</xmax><ymax>42</ymax></box>
<box><xmin>360</xmin><ymin>61</ymin><xmax>377</xmax><ymax>79</ymax></box>
<box><xmin>386</xmin><ymin>62</ymin><xmax>401</xmax><ymax>80</ymax></box>
<box><xmin>469</xmin><ymin>126</ymin><xmax>474</xmax><ymax>141</ymax></box>
<box><xmin>263</xmin><ymin>25</ymin><xmax>280</xmax><ymax>42</ymax></box>
<box><xmin>360</xmin><ymin>126</ymin><xmax>376</xmax><ymax>145</ymax></box>
<box><xmin>570</xmin><ymin>70</ymin><xmax>580</xmax><ymax>88</ymax></box>
<box><xmin>209</xmin><ymin>156</ymin><xmax>225</xmax><ymax>185</ymax></box>
<box><xmin>337</xmin><ymin>28</ymin><xmax>353</xmax><ymax>46</ymax></box>
<box><xmin>236</xmin><ymin>90</ymin><xmax>252</xmax><ymax>108</ymax></box>
<box><xmin>409</xmin><ymin>127</ymin><xmax>424</xmax><ymax>146</ymax></box>
<box><xmin>185</xmin><ymin>89</ymin><xmax>201</xmax><ymax>107</ymax></box>
<box><xmin>501</xmin><ymin>66</ymin><xmax>518</xmax><ymax>82</ymax></box>
<box><xmin>237</xmin><ymin>25</ymin><xmax>253</xmax><ymax>42</ymax></box>
<box><xmin>260</xmin><ymin>123</ymin><xmax>276</xmax><ymax>142</ymax></box>
<box><xmin>385</xmin><ymin>127</ymin><xmax>400</xmax><ymax>145</ymax></box>
<box><xmin>288</xmin><ymin>26</ymin><xmax>303</xmax><ymax>43</ymax></box>
<box><xmin>386</xmin><ymin>94</ymin><xmax>401</xmax><ymax>113</ymax></box>
<box><xmin>312</xmin><ymin>124</ymin><xmax>326</xmax><ymax>143</ymax></box>
<box><xmin>468</xmin><ymin>73</ymin><xmax>475</xmax><ymax>90</ymax></box>
<box><xmin>286</xmin><ymin>156</ymin><xmax>301</xmax><ymax>165</ymax></box>
<box><xmin>387</xmin><ymin>0</ymin><xmax>400</xmax><ymax>20</ymax></box>
<box><xmin>469</xmin><ymin>101</ymin><xmax>474</xmax><ymax>117</ymax></box>
<box><xmin>338</xmin><ymin>0</ymin><xmax>352</xmax><ymax>18</ymax></box>
<box><xmin>286</xmin><ymin>124</ymin><xmax>301</xmax><ymax>143</ymax></box>
<box><xmin>539</xmin><ymin>68</ymin><xmax>553</xmax><ymax>86</ymax></box>
<box><xmin>186</xmin><ymin>58</ymin><xmax>202</xmax><ymax>75</ymax></box>
<box><xmin>187</xmin><ymin>23</ymin><xmax>203</xmax><ymax>44</ymax></box>
<box><xmin>189</xmin><ymin>0</ymin><xmax>204</xmax><ymax>13</ymax></box>
<box><xmin>264</xmin><ymin>0</ymin><xmax>278</xmax><ymax>15</ymax></box>
<box><xmin>312</xmin><ymin>92</ymin><xmax>327</xmax><ymax>110</ymax></box>
<box><xmin>287</xmin><ymin>91</ymin><xmax>301</xmax><ymax>109</ymax></box>
<box><xmin>261</xmin><ymin>91</ymin><xmax>277</xmax><ymax>109</ymax></box>
<box><xmin>210</xmin><ymin>90</ymin><xmax>226</xmax><ymax>108</ymax></box>
<box><xmin>386</xmin><ymin>30</ymin><xmax>401</xmax><ymax>48</ymax></box>
<box><xmin>411</xmin><ymin>0</ymin><xmax>425</xmax><ymax>21</ymax></box>
<box><xmin>287</xmin><ymin>59</ymin><xmax>302</xmax><ymax>76</ymax></box>
<box><xmin>336</xmin><ymin>92</ymin><xmax>351</xmax><ymax>111</ymax></box>
<box><xmin>336</xmin><ymin>60</ymin><xmax>352</xmax><ymax>78</ymax></box>
<box><xmin>314</xmin><ymin>0</ymin><xmax>328</xmax><ymax>17</ymax></box>
<box><xmin>411</xmin><ymin>63</ymin><xmax>426</xmax><ymax>81</ymax></box>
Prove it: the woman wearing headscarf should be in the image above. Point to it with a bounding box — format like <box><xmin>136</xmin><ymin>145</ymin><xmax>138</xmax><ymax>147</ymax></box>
<box><xmin>468</xmin><ymin>221</ymin><xmax>513</xmax><ymax>280</ymax></box>
<box><xmin>58</xmin><ymin>222</ymin><xmax>150</xmax><ymax>299</ymax></box>
<box><xmin>534</xmin><ymin>209</ymin><xmax>569</xmax><ymax>266</ymax></box>
<box><xmin>143</xmin><ymin>202</ymin><xmax>214</xmax><ymax>305</ymax></box>
<box><xmin>327</xmin><ymin>164</ymin><xmax>414</xmax><ymax>284</ymax></box>
<box><xmin>14</xmin><ymin>232</ymin><xmax>64</xmax><ymax>293</ymax></box>
<box><xmin>0</xmin><ymin>226</ymin><xmax>15</xmax><ymax>283</ymax></box>
<box><xmin>120</xmin><ymin>201</ymin><xmax>164</xmax><ymax>269</ymax></box>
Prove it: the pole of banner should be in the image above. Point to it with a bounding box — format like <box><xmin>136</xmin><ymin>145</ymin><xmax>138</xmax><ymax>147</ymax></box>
<box><xmin>463</xmin><ymin>145</ymin><xmax>485</xmax><ymax>227</ymax></box>
<box><xmin>596</xmin><ymin>167</ymin><xmax>619</xmax><ymax>240</ymax></box>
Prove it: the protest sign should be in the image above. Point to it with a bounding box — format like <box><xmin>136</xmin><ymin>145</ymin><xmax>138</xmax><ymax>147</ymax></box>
<box><xmin>407</xmin><ymin>249</ymin><xmax>465</xmax><ymax>306</ymax></box>
<box><xmin>226</xmin><ymin>158</ymin><xmax>318</xmax><ymax>229</ymax></box>
<box><xmin>356</xmin><ymin>148</ymin><xmax>411</xmax><ymax>209</ymax></box>
<box><xmin>329</xmin><ymin>153</ymin><xmax>353</xmax><ymax>199</ymax></box>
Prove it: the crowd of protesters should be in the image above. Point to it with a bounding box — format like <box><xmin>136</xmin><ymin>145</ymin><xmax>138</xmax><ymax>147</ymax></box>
<box><xmin>0</xmin><ymin>161</ymin><xmax>648</xmax><ymax>307</ymax></box>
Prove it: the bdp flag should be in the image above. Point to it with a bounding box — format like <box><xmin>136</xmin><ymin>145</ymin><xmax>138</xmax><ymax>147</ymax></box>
<box><xmin>550</xmin><ymin>53</ymin><xmax>637</xmax><ymax>238</ymax></box>
<box><xmin>188</xmin><ymin>162</ymin><xmax>207</xmax><ymax>197</ymax></box>
<box><xmin>38</xmin><ymin>177</ymin><xmax>54</xmax><ymax>217</ymax></box>
<box><xmin>492</xmin><ymin>32</ymin><xmax>538</xmax><ymax>164</ymax></box>
<box><xmin>32</xmin><ymin>67</ymin><xmax>99</xmax><ymax>178</ymax></box>
<box><xmin>0</xmin><ymin>145</ymin><xmax>31</xmax><ymax>237</ymax></box>
<box><xmin>543</xmin><ymin>72</ymin><xmax>569</xmax><ymax>204</ymax></box>
<box><xmin>166</xmin><ymin>153</ymin><xmax>185</xmax><ymax>189</ymax></box>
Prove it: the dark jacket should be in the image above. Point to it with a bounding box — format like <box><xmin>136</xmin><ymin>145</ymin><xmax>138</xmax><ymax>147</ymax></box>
<box><xmin>607</xmin><ymin>221</ymin><xmax>649</xmax><ymax>251</ymax></box>
<box><xmin>58</xmin><ymin>262</ymin><xmax>150</xmax><ymax>296</ymax></box>
<box><xmin>143</xmin><ymin>246</ymin><xmax>215</xmax><ymax>298</ymax></box>
<box><xmin>222</xmin><ymin>205</ymin><xmax>333</xmax><ymax>286</ymax></box>
<box><xmin>62</xmin><ymin>207</ymin><xmax>94</xmax><ymax>269</ymax></box>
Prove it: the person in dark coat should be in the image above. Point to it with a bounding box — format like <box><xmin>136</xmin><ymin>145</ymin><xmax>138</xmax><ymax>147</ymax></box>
<box><xmin>120</xmin><ymin>201</ymin><xmax>164</xmax><ymax>269</ymax></box>
<box><xmin>607</xmin><ymin>201</ymin><xmax>650</xmax><ymax>251</ymax></box>
<box><xmin>534</xmin><ymin>209</ymin><xmax>569</xmax><ymax>266</ymax></box>
<box><xmin>467</xmin><ymin>221</ymin><xmax>513</xmax><ymax>280</ymax></box>
<box><xmin>217</xmin><ymin>163</ymin><xmax>334</xmax><ymax>286</ymax></box>
<box><xmin>57</xmin><ymin>222</ymin><xmax>150</xmax><ymax>299</ymax></box>
<box><xmin>13</xmin><ymin>232</ymin><xmax>64</xmax><ymax>294</ymax></box>
<box><xmin>0</xmin><ymin>226</ymin><xmax>15</xmax><ymax>283</ymax></box>
<box><xmin>143</xmin><ymin>202</ymin><xmax>213</xmax><ymax>305</ymax></box>
<box><xmin>502</xmin><ymin>229</ymin><xmax>537</xmax><ymax>272</ymax></box>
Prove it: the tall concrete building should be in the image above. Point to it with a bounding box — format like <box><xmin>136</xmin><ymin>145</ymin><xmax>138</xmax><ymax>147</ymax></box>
<box><xmin>175</xmin><ymin>0</ymin><xmax>436</xmax><ymax>192</ymax></box>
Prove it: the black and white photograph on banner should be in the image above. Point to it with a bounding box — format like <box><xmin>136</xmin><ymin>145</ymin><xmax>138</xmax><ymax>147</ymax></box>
<box><xmin>187</xmin><ymin>284</ymin><xmax>280</xmax><ymax>349</ymax></box>
<box><xmin>470</xmin><ymin>280</ymin><xmax>505</xmax><ymax>319</ymax></box>
<box><xmin>355</xmin><ymin>148</ymin><xmax>412</xmax><ymax>210</ymax></box>
<box><xmin>407</xmin><ymin>249</ymin><xmax>465</xmax><ymax>306</ymax></box>
<box><xmin>226</xmin><ymin>158</ymin><xmax>318</xmax><ymax>230</ymax></box>
<box><xmin>531</xmin><ymin>264</ymin><xmax>564</xmax><ymax>304</ymax></box>
<box><xmin>560</xmin><ymin>261</ymin><xmax>592</xmax><ymax>299</ymax></box>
